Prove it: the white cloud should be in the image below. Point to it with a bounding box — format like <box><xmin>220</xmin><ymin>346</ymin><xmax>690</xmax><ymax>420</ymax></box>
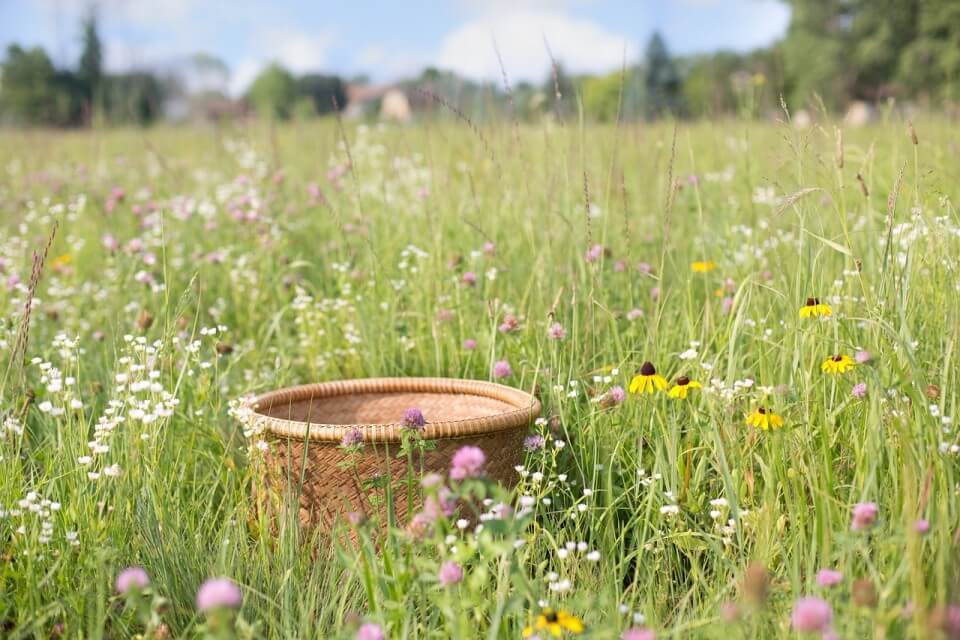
<box><xmin>228</xmin><ymin>29</ymin><xmax>335</xmax><ymax>95</ymax></box>
<box><xmin>435</xmin><ymin>9</ymin><xmax>636</xmax><ymax>83</ymax></box>
<box><xmin>229</xmin><ymin>59</ymin><xmax>262</xmax><ymax>96</ymax></box>
<box><xmin>354</xmin><ymin>45</ymin><xmax>428</xmax><ymax>81</ymax></box>
<box><xmin>264</xmin><ymin>29</ymin><xmax>336</xmax><ymax>74</ymax></box>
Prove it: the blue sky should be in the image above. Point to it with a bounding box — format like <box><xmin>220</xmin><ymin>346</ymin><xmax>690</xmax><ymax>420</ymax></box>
<box><xmin>1</xmin><ymin>0</ymin><xmax>791</xmax><ymax>94</ymax></box>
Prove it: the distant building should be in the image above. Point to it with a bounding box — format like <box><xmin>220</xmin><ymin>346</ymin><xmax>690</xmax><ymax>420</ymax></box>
<box><xmin>344</xmin><ymin>83</ymin><xmax>411</xmax><ymax>122</ymax></box>
<box><xmin>380</xmin><ymin>89</ymin><xmax>411</xmax><ymax>121</ymax></box>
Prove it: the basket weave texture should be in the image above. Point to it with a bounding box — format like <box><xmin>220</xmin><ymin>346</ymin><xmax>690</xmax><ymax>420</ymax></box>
<box><xmin>250</xmin><ymin>377</ymin><xmax>541</xmax><ymax>529</ymax></box>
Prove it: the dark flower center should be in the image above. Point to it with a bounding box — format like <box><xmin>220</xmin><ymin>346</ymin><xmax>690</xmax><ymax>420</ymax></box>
<box><xmin>640</xmin><ymin>361</ymin><xmax>656</xmax><ymax>376</ymax></box>
<box><xmin>545</xmin><ymin>611</ymin><xmax>558</xmax><ymax>623</ymax></box>
<box><xmin>677</xmin><ymin>376</ymin><xmax>690</xmax><ymax>386</ymax></box>
<box><xmin>833</xmin><ymin>355</ymin><xmax>843</xmax><ymax>362</ymax></box>
<box><xmin>757</xmin><ymin>407</ymin><xmax>767</xmax><ymax>414</ymax></box>
<box><xmin>805</xmin><ymin>297</ymin><xmax>818</xmax><ymax>306</ymax></box>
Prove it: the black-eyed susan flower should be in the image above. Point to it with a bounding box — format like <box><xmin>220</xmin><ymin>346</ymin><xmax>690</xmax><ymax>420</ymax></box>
<box><xmin>821</xmin><ymin>354</ymin><xmax>855</xmax><ymax>375</ymax></box>
<box><xmin>629</xmin><ymin>362</ymin><xmax>668</xmax><ymax>395</ymax></box>
<box><xmin>691</xmin><ymin>260</ymin><xmax>717</xmax><ymax>273</ymax></box>
<box><xmin>668</xmin><ymin>376</ymin><xmax>702</xmax><ymax>399</ymax></box>
<box><xmin>799</xmin><ymin>297</ymin><xmax>832</xmax><ymax>318</ymax></box>
<box><xmin>746</xmin><ymin>406</ymin><xmax>784</xmax><ymax>431</ymax></box>
<box><xmin>523</xmin><ymin>608</ymin><xmax>584</xmax><ymax>637</ymax></box>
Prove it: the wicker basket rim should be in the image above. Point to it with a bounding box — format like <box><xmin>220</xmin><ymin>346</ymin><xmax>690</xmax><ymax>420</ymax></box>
<box><xmin>250</xmin><ymin>377</ymin><xmax>541</xmax><ymax>443</ymax></box>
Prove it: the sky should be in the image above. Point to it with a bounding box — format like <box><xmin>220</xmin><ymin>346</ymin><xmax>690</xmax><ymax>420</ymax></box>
<box><xmin>0</xmin><ymin>0</ymin><xmax>792</xmax><ymax>95</ymax></box>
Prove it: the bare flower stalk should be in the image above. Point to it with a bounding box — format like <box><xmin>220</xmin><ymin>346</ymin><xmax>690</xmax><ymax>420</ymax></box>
<box><xmin>3</xmin><ymin>221</ymin><xmax>58</xmax><ymax>395</ymax></box>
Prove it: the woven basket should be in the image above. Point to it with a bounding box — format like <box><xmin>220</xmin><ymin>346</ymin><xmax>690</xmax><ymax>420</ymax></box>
<box><xmin>248</xmin><ymin>377</ymin><xmax>541</xmax><ymax>530</ymax></box>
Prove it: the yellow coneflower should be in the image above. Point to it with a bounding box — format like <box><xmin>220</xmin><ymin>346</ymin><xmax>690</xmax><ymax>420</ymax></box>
<box><xmin>691</xmin><ymin>260</ymin><xmax>717</xmax><ymax>273</ymax></box>
<box><xmin>523</xmin><ymin>608</ymin><xmax>584</xmax><ymax>637</ymax></box>
<box><xmin>821</xmin><ymin>354</ymin><xmax>855</xmax><ymax>375</ymax></box>
<box><xmin>629</xmin><ymin>362</ymin><xmax>668</xmax><ymax>395</ymax></box>
<box><xmin>799</xmin><ymin>297</ymin><xmax>832</xmax><ymax>318</ymax></box>
<box><xmin>668</xmin><ymin>376</ymin><xmax>702</xmax><ymax>399</ymax></box>
<box><xmin>746</xmin><ymin>406</ymin><xmax>784</xmax><ymax>431</ymax></box>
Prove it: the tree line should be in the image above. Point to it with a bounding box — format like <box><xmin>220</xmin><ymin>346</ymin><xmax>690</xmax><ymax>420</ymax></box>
<box><xmin>2</xmin><ymin>1</ymin><xmax>959</xmax><ymax>127</ymax></box>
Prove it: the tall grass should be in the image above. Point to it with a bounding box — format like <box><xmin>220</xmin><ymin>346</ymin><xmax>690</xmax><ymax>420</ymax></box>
<box><xmin>0</xmin><ymin>114</ymin><xmax>958</xmax><ymax>638</ymax></box>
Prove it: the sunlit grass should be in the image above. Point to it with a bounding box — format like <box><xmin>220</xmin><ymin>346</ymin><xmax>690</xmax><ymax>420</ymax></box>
<box><xmin>0</xmin><ymin>115</ymin><xmax>958</xmax><ymax>638</ymax></box>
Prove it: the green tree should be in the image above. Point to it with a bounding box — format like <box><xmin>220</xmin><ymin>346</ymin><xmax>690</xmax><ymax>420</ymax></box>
<box><xmin>682</xmin><ymin>52</ymin><xmax>741</xmax><ymax>118</ymax></box>
<box><xmin>780</xmin><ymin>0</ymin><xmax>851</xmax><ymax>110</ymax></box>
<box><xmin>582</xmin><ymin>70</ymin><xmax>633</xmax><ymax>122</ymax></box>
<box><xmin>246</xmin><ymin>64</ymin><xmax>297</xmax><ymax>119</ymax></box>
<box><xmin>900</xmin><ymin>0</ymin><xmax>960</xmax><ymax>102</ymax></box>
<box><xmin>644</xmin><ymin>32</ymin><xmax>683</xmax><ymax>118</ymax></box>
<box><xmin>103</xmin><ymin>72</ymin><xmax>165</xmax><ymax>125</ymax></box>
<box><xmin>849</xmin><ymin>0</ymin><xmax>919</xmax><ymax>100</ymax></box>
<box><xmin>0</xmin><ymin>45</ymin><xmax>81</xmax><ymax>125</ymax></box>
<box><xmin>78</xmin><ymin>10</ymin><xmax>103</xmax><ymax>116</ymax></box>
<box><xmin>296</xmin><ymin>74</ymin><xmax>347</xmax><ymax>114</ymax></box>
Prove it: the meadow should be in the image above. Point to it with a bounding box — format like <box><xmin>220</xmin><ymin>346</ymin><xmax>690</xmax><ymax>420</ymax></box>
<box><xmin>0</xmin><ymin>113</ymin><xmax>958</xmax><ymax>639</ymax></box>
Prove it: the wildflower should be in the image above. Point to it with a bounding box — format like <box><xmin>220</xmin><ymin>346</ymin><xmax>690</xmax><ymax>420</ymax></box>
<box><xmin>851</xmin><ymin>382</ymin><xmax>867</xmax><ymax>398</ymax></box>
<box><xmin>667</xmin><ymin>376</ymin><xmax>702</xmax><ymax>399</ymax></box>
<box><xmin>621</xmin><ymin>629</ymin><xmax>655</xmax><ymax>640</ymax></box>
<box><xmin>462</xmin><ymin>271</ymin><xmax>477</xmax><ymax>286</ymax></box>
<box><xmin>523</xmin><ymin>435</ymin><xmax>546</xmax><ymax>451</ymax></box>
<box><xmin>523</xmin><ymin>608</ymin><xmax>584</xmax><ymax>637</ymax></box>
<box><xmin>499</xmin><ymin>315</ymin><xmax>519</xmax><ymax>333</ymax></box>
<box><xmin>821</xmin><ymin>354</ymin><xmax>855</xmax><ymax>375</ymax></box>
<box><xmin>450</xmin><ymin>445</ymin><xmax>486</xmax><ymax>480</ymax></box>
<box><xmin>195</xmin><ymin>577</ymin><xmax>242</xmax><ymax>612</ymax></box>
<box><xmin>438</xmin><ymin>561</ymin><xmax>464</xmax><ymax>586</ymax></box>
<box><xmin>914</xmin><ymin>519</ymin><xmax>930</xmax><ymax>534</ymax></box>
<box><xmin>850</xmin><ymin>502</ymin><xmax>878</xmax><ymax>531</ymax></box>
<box><xmin>341</xmin><ymin>428</ymin><xmax>363</xmax><ymax>447</ymax></box>
<box><xmin>115</xmin><ymin>567</ymin><xmax>150</xmax><ymax>594</ymax></box>
<box><xmin>601</xmin><ymin>386</ymin><xmax>626</xmax><ymax>407</ymax></box>
<box><xmin>548</xmin><ymin>323</ymin><xmax>566</xmax><ymax>340</ymax></box>
<box><xmin>356</xmin><ymin>623</ymin><xmax>385</xmax><ymax>640</ymax></box>
<box><xmin>816</xmin><ymin>569</ymin><xmax>843</xmax><ymax>588</ymax></box>
<box><xmin>585</xmin><ymin>244</ymin><xmax>604</xmax><ymax>263</ymax></box>
<box><xmin>746</xmin><ymin>407</ymin><xmax>784</xmax><ymax>431</ymax></box>
<box><xmin>854</xmin><ymin>350</ymin><xmax>872</xmax><ymax>364</ymax></box>
<box><xmin>402</xmin><ymin>408</ymin><xmax>426</xmax><ymax>430</ymax></box>
<box><xmin>799</xmin><ymin>297</ymin><xmax>832</xmax><ymax>318</ymax></box>
<box><xmin>626</xmin><ymin>309</ymin><xmax>644</xmax><ymax>320</ymax></box>
<box><xmin>691</xmin><ymin>261</ymin><xmax>717</xmax><ymax>272</ymax></box>
<box><xmin>493</xmin><ymin>360</ymin><xmax>512</xmax><ymax>378</ymax></box>
<box><xmin>463</xmin><ymin>339</ymin><xmax>477</xmax><ymax>351</ymax></box>
<box><xmin>930</xmin><ymin>604</ymin><xmax>960</xmax><ymax>637</ymax></box>
<box><xmin>423</xmin><ymin>486</ymin><xmax>456</xmax><ymax>519</ymax></box>
<box><xmin>629</xmin><ymin>362</ymin><xmax>668</xmax><ymax>395</ymax></box>
<box><xmin>791</xmin><ymin>597</ymin><xmax>832</xmax><ymax>633</ymax></box>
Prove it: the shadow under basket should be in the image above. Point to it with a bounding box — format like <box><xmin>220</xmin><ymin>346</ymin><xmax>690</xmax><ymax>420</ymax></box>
<box><xmin>248</xmin><ymin>377</ymin><xmax>541</xmax><ymax>530</ymax></box>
